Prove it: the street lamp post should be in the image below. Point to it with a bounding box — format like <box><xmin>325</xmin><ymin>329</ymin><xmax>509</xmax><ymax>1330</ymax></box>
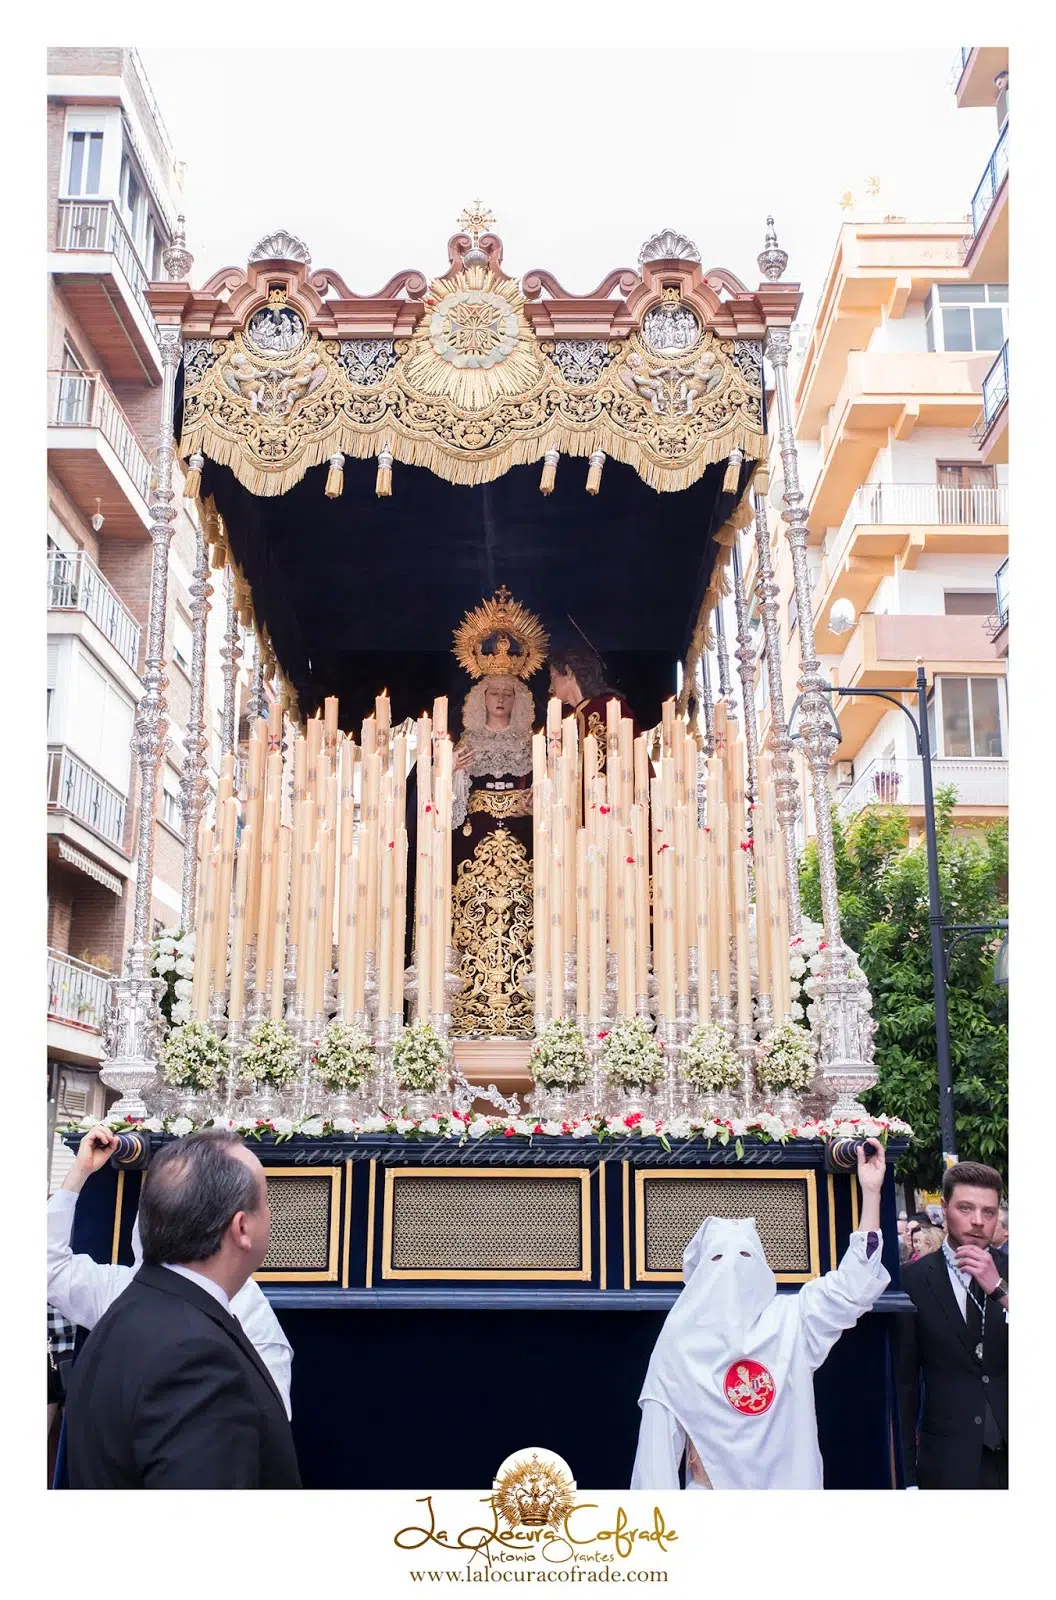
<box><xmin>790</xmin><ymin>662</ymin><xmax>958</xmax><ymax>1163</ymax></box>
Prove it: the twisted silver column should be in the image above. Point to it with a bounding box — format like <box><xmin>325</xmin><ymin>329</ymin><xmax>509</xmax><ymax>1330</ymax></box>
<box><xmin>730</xmin><ymin>535</ymin><xmax>760</xmax><ymax>802</ymax></box>
<box><xmin>179</xmin><ymin>524</ymin><xmax>213</xmax><ymax>930</ymax></box>
<box><xmin>714</xmin><ymin>594</ymin><xmax>735</xmax><ymax>713</ymax></box>
<box><xmin>99</xmin><ymin>325</ymin><xmax>183</xmax><ymax>1116</ymax></box>
<box><xmin>751</xmin><ymin>487</ymin><xmax>803</xmax><ymax>933</ymax></box>
<box><xmin>699</xmin><ymin>650</ymin><xmax>715</xmax><ymax>758</ymax></box>
<box><xmin>245</xmin><ymin>634</ymin><xmax>267</xmax><ymax>724</ymax></box>
<box><xmin>767</xmin><ymin>328</ymin><xmax>874</xmax><ymax>1096</ymax></box>
<box><xmin>220</xmin><ymin>570</ymin><xmax>242</xmax><ymax>758</ymax></box>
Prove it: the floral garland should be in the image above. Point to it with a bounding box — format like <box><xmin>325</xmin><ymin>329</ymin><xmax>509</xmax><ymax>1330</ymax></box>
<box><xmin>391</xmin><ymin>1019</ymin><xmax>450</xmax><ymax>1093</ymax></box>
<box><xmin>311</xmin><ymin>1020</ymin><xmax>375</xmax><ymax>1091</ymax></box>
<box><xmin>759</xmin><ymin>1017</ymin><xmax>817</xmax><ymax>1092</ymax></box>
<box><xmin>65</xmin><ymin>1109</ymin><xmax>914</xmax><ymax>1151</ymax></box>
<box><xmin>150</xmin><ymin>927</ymin><xmax>196</xmax><ymax>1029</ymax></box>
<box><xmin>600</xmin><ymin>1016</ymin><xmax>664</xmax><ymax>1091</ymax></box>
<box><xmin>530</xmin><ymin>1018</ymin><xmax>589</xmax><ymax>1091</ymax></box>
<box><xmin>159</xmin><ymin>1021</ymin><xmax>228</xmax><ymax>1092</ymax></box>
<box><xmin>240</xmin><ymin>1018</ymin><xmax>302</xmax><ymax>1087</ymax></box>
<box><xmin>680</xmin><ymin>1020</ymin><xmax>741</xmax><ymax>1094</ymax></box>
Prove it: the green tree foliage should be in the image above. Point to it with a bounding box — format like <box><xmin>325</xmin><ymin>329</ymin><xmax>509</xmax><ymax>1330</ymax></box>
<box><xmin>799</xmin><ymin>790</ymin><xmax>1007</xmax><ymax>1191</ymax></box>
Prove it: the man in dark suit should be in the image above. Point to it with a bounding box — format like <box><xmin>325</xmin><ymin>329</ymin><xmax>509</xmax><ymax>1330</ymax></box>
<box><xmin>64</xmin><ymin>1129</ymin><xmax>300</xmax><ymax>1489</ymax></box>
<box><xmin>895</xmin><ymin>1160</ymin><xmax>1008</xmax><ymax>1490</ymax></box>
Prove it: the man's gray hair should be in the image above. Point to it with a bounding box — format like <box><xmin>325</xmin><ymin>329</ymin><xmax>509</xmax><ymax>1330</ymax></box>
<box><xmin>138</xmin><ymin>1130</ymin><xmax>260</xmax><ymax>1266</ymax></box>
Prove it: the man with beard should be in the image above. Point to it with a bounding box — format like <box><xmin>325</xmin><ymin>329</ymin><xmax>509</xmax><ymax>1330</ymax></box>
<box><xmin>896</xmin><ymin>1161</ymin><xmax>1008</xmax><ymax>1489</ymax></box>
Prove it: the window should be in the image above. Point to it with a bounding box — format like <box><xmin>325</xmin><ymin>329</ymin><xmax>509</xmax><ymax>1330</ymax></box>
<box><xmin>161</xmin><ymin>766</ymin><xmax>184</xmax><ymax>836</ymax></box>
<box><xmin>56</xmin><ymin>340</ymin><xmax>90</xmax><ymax>425</ymax></box>
<box><xmin>924</xmin><ymin>284</ymin><xmax>1008</xmax><ymax>353</ymax></box>
<box><xmin>66</xmin><ymin>131</ymin><xmax>104</xmax><ymax>196</ymax></box>
<box><xmin>944</xmin><ymin>592</ymin><xmax>996</xmax><ymax>617</ymax></box>
<box><xmin>172</xmin><ymin>613</ymin><xmax>193</xmax><ymax>674</ymax></box>
<box><xmin>935</xmin><ymin>676</ymin><xmax>1004</xmax><ymax>758</ymax></box>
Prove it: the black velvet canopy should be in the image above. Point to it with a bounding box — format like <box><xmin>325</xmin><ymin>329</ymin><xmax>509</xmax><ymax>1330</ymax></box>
<box><xmin>201</xmin><ymin>449</ymin><xmax>750</xmax><ymax>732</ymax></box>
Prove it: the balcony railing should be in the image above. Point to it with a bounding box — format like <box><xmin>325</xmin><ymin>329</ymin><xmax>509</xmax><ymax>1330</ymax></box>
<box><xmin>47</xmin><ymin>368</ymin><xmax>152</xmax><ymax>506</ymax></box>
<box><xmin>824</xmin><ymin>481</ymin><xmax>1008</xmax><ymax>591</ymax></box>
<box><xmin>837</xmin><ymin>756</ymin><xmax>1008</xmax><ymax>820</ymax></box>
<box><xmin>970</xmin><ymin>121</ymin><xmax>1009</xmax><ymax>233</ymax></box>
<box><xmin>47</xmin><ymin>948</ymin><xmax>111</xmax><ymax>1032</ymax></box>
<box><xmin>55</xmin><ymin>200</ymin><xmax>160</xmax><ymax>342</ymax></box>
<box><xmin>47</xmin><ymin>549</ymin><xmax>141</xmax><ymax>669</ymax></box>
<box><xmin>981</xmin><ymin>342</ymin><xmax>1009</xmax><ymax>429</ymax></box>
<box><xmin>986</xmin><ymin>557</ymin><xmax>1009</xmax><ymax>640</ymax></box>
<box><xmin>47</xmin><ymin>745</ymin><xmax>127</xmax><ymax>849</ymax></box>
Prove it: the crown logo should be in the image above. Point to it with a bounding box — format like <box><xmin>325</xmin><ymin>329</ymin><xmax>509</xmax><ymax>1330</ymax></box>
<box><xmin>452</xmin><ymin>584</ymin><xmax>549</xmax><ymax>681</ymax></box>
<box><xmin>493</xmin><ymin>1450</ymin><xmax>576</xmax><ymax>1531</ymax></box>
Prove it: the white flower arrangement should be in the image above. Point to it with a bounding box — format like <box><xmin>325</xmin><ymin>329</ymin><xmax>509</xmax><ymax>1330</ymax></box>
<box><xmin>530</xmin><ymin>1018</ymin><xmax>589</xmax><ymax>1091</ymax></box>
<box><xmin>391</xmin><ymin>1019</ymin><xmax>450</xmax><ymax>1094</ymax></box>
<box><xmin>150</xmin><ymin>926</ymin><xmax>196</xmax><ymax>1029</ymax></box>
<box><xmin>240</xmin><ymin>1017</ymin><xmax>302</xmax><ymax>1086</ymax></box>
<box><xmin>759</xmin><ymin>1018</ymin><xmax>817</xmax><ymax>1093</ymax></box>
<box><xmin>600</xmin><ymin>1016</ymin><xmax>664</xmax><ymax>1091</ymax></box>
<box><xmin>311</xmin><ymin>1021</ymin><xmax>376</xmax><ymax>1091</ymax></box>
<box><xmin>159</xmin><ymin>1020</ymin><xmax>228</xmax><ymax>1092</ymax></box>
<box><xmin>680</xmin><ymin>1020</ymin><xmax>741</xmax><ymax>1095</ymax></box>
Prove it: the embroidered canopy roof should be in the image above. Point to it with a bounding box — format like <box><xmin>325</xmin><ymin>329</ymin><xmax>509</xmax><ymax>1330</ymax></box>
<box><xmin>150</xmin><ymin>220</ymin><xmax>801</xmax><ymax>727</ymax></box>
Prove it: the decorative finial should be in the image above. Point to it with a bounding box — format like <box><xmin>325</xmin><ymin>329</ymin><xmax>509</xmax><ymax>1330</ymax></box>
<box><xmin>757</xmin><ymin>215</ymin><xmax>788</xmax><ymax>282</ymax></box>
<box><xmin>163</xmin><ymin>213</ymin><xmax>194</xmax><ymax>281</ymax></box>
<box><xmin>248</xmin><ymin>229</ymin><xmax>311</xmax><ymax>267</ymax></box>
<box><xmin>638</xmin><ymin>228</ymin><xmax>701</xmax><ymax>268</ymax></box>
<box><xmin>458</xmin><ymin>201</ymin><xmax>495</xmax><ymax>266</ymax></box>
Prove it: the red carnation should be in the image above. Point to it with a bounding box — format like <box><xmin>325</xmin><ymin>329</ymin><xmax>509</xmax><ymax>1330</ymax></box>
<box><xmin>533</xmin><ymin>1124</ymin><xmax>544</xmax><ymax>1134</ymax></box>
<box><xmin>597</xmin><ymin>1031</ymin><xmax>609</xmax><ymax>1040</ymax></box>
<box><xmin>504</xmin><ymin>1127</ymin><xmax>515</xmax><ymax>1137</ymax></box>
<box><xmin>626</xmin><ymin>855</ymin><xmax>635</xmax><ymax>864</ymax></box>
<box><xmin>599</xmin><ymin>805</ymin><xmax>611</xmax><ymax>815</ymax></box>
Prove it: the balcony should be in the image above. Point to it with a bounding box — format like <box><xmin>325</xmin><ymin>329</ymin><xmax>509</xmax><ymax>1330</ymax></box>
<box><xmin>955</xmin><ymin>47</ymin><xmax>1009</xmax><ymax>109</ymax></box>
<box><xmin>47</xmin><ymin>549</ymin><xmax>141</xmax><ymax>673</ymax></box>
<box><xmin>808</xmin><ymin>350</ymin><xmax>993</xmax><ymax>530</ymax></box>
<box><xmin>51</xmin><ymin>201</ymin><xmax>162</xmax><ymax>383</ymax></box>
<box><xmin>47</xmin><ymin>948</ymin><xmax>111</xmax><ymax>1062</ymax></box>
<box><xmin>832</xmin><ymin>611</ymin><xmax>1002</xmax><ymax>756</ymax></box>
<box><xmin>964</xmin><ymin>123</ymin><xmax>1008</xmax><ymax>282</ymax></box>
<box><xmin>987</xmin><ymin>557</ymin><xmax>1009</xmax><ymax>655</ymax></box>
<box><xmin>837</xmin><ymin>756</ymin><xmax>1007</xmax><ymax>822</ymax></box>
<box><xmin>47</xmin><ymin>745</ymin><xmax>128</xmax><ymax>853</ymax></box>
<box><xmin>975</xmin><ymin>342</ymin><xmax>1009</xmax><ymax>465</ymax></box>
<box><xmin>813</xmin><ymin>482</ymin><xmax>1008</xmax><ymax>647</ymax></box>
<box><xmin>47</xmin><ymin>369</ymin><xmax>153</xmax><ymax>536</ymax></box>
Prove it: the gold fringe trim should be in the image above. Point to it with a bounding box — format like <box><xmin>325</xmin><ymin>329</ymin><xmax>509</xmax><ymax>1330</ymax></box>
<box><xmin>752</xmin><ymin>461</ymin><xmax>769</xmax><ymax>497</ymax></box>
<box><xmin>178</xmin><ymin>416</ymin><xmax>767</xmax><ymax>500</ymax></box>
<box><xmin>722</xmin><ymin>448</ymin><xmax>744</xmax><ymax>495</ymax></box>
<box><xmin>324</xmin><ymin>453</ymin><xmax>344</xmax><ymax>499</ymax></box>
<box><xmin>585</xmin><ymin>450</ymin><xmax>605</xmax><ymax>495</ymax></box>
<box><xmin>539</xmin><ymin>450</ymin><xmax>558</xmax><ymax>495</ymax></box>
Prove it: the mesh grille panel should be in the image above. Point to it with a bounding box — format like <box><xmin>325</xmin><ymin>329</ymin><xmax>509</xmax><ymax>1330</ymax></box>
<box><xmin>642</xmin><ymin>1176</ymin><xmax>811</xmax><ymax>1275</ymax></box>
<box><xmin>261</xmin><ymin>1174</ymin><xmax>333</xmax><ymax>1271</ymax></box>
<box><xmin>389</xmin><ymin>1175</ymin><xmax>584</xmax><ymax>1273</ymax></box>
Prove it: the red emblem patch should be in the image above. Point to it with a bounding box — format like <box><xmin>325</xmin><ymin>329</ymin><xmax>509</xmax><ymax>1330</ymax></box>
<box><xmin>722</xmin><ymin>1359</ymin><xmax>776</xmax><ymax>1415</ymax></box>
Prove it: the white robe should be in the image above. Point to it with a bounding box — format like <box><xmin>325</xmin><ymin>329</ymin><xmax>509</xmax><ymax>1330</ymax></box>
<box><xmin>630</xmin><ymin>1215</ymin><xmax>888</xmax><ymax>1491</ymax></box>
<box><xmin>46</xmin><ymin>1188</ymin><xmax>294</xmax><ymax>1418</ymax></box>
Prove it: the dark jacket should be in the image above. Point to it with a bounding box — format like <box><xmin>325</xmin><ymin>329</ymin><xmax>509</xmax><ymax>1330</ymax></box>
<box><xmin>64</xmin><ymin>1264</ymin><xmax>301</xmax><ymax>1489</ymax></box>
<box><xmin>895</xmin><ymin>1246</ymin><xmax>1008</xmax><ymax>1489</ymax></box>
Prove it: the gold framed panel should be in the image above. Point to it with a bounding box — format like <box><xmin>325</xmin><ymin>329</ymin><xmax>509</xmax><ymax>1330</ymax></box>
<box><xmin>381</xmin><ymin>1167</ymin><xmax>592</xmax><ymax>1282</ymax></box>
<box><xmin>254</xmin><ymin>1165</ymin><xmax>342</xmax><ymax>1283</ymax></box>
<box><xmin>633</xmin><ymin>1169</ymin><xmax>821</xmax><ymax>1285</ymax></box>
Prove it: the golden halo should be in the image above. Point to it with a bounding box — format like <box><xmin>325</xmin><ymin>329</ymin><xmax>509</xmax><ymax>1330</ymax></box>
<box><xmin>452</xmin><ymin>585</ymin><xmax>549</xmax><ymax>681</ymax></box>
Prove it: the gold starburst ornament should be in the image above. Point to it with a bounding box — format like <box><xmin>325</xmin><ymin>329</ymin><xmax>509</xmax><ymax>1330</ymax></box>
<box><xmin>452</xmin><ymin>585</ymin><xmax>549</xmax><ymax>681</ymax></box>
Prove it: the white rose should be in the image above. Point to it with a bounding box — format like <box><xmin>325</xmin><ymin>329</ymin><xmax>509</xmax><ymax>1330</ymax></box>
<box><xmin>731</xmin><ymin>1119</ymin><xmax>747</xmax><ymax>1137</ymax></box>
<box><xmin>175</xmin><ymin>956</ymin><xmax>195</xmax><ymax>978</ymax></box>
<box><xmin>171</xmin><ymin>1001</ymin><xmax>192</xmax><ymax>1024</ymax></box>
<box><xmin>270</xmin><ymin>1117</ymin><xmax>294</xmax><ymax>1134</ymax></box>
<box><xmin>169</xmin><ymin>1117</ymin><xmax>193</xmax><ymax>1137</ymax></box>
<box><xmin>468</xmin><ymin>1118</ymin><xmax>490</xmax><ymax>1139</ymax></box>
<box><xmin>174</xmin><ymin>978</ymin><xmax>193</xmax><ymax>999</ymax></box>
<box><xmin>333</xmin><ymin>1117</ymin><xmax>357</xmax><ymax>1133</ymax></box>
<box><xmin>179</xmin><ymin>934</ymin><xmax>196</xmax><ymax>955</ymax></box>
<box><xmin>395</xmin><ymin>1117</ymin><xmax>415</xmax><ymax>1134</ymax></box>
<box><xmin>512</xmin><ymin>1119</ymin><xmax>533</xmax><ymax>1137</ymax></box>
<box><xmin>572</xmin><ymin>1121</ymin><xmax>594</xmax><ymax>1138</ymax></box>
<box><xmin>360</xmin><ymin>1114</ymin><xmax>386</xmax><ymax>1132</ymax></box>
<box><xmin>542</xmin><ymin>1120</ymin><xmax>564</xmax><ymax>1137</ymax></box>
<box><xmin>155</xmin><ymin>937</ymin><xmax>178</xmax><ymax>954</ymax></box>
<box><xmin>639</xmin><ymin>1119</ymin><xmax>658</xmax><ymax>1137</ymax></box>
<box><xmin>698</xmin><ymin>1120</ymin><xmax>719</xmax><ymax>1138</ymax></box>
<box><xmin>788</xmin><ymin>956</ymin><xmax>807</xmax><ymax>979</ymax></box>
<box><xmin>808</xmin><ymin>953</ymin><xmax>825</xmax><ymax>974</ymax></box>
<box><xmin>153</xmin><ymin>953</ymin><xmax>177</xmax><ymax>975</ymax></box>
<box><xmin>419</xmin><ymin>1117</ymin><xmax>441</xmax><ymax>1135</ymax></box>
<box><xmin>666</xmin><ymin>1117</ymin><xmax>691</xmax><ymax>1139</ymax></box>
<box><xmin>300</xmin><ymin>1117</ymin><xmax>325</xmax><ymax>1136</ymax></box>
<box><xmin>141</xmin><ymin>1117</ymin><xmax>164</xmax><ymax>1132</ymax></box>
<box><xmin>788</xmin><ymin>1002</ymin><xmax>805</xmax><ymax>1020</ymax></box>
<box><xmin>802</xmin><ymin>976</ymin><xmax>817</xmax><ymax>994</ymax></box>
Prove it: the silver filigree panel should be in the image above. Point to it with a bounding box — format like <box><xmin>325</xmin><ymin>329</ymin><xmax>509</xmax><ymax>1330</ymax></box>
<box><xmin>336</xmin><ymin>338</ymin><xmax>399</xmax><ymax>386</ymax></box>
<box><xmin>642</xmin><ymin>304</ymin><xmax>701</xmax><ymax>355</ymax></box>
<box><xmin>732</xmin><ymin>339</ymin><xmax>764</xmax><ymax>392</ymax></box>
<box><xmin>182</xmin><ymin>339</ymin><xmax>217</xmax><ymax>388</ymax></box>
<box><xmin>549</xmin><ymin>340</ymin><xmax>616</xmax><ymax>386</ymax></box>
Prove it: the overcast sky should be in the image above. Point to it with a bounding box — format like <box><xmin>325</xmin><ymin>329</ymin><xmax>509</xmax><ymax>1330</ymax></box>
<box><xmin>138</xmin><ymin>46</ymin><xmax>1000</xmax><ymax>320</ymax></box>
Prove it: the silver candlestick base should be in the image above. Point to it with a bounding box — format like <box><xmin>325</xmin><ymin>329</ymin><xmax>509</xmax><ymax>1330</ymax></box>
<box><xmin>99</xmin><ymin>971</ymin><xmax>165</xmax><ymax>1120</ymax></box>
<box><xmin>654</xmin><ymin>1018</ymin><xmax>682</xmax><ymax>1121</ymax></box>
<box><xmin>755</xmin><ymin>992</ymin><xmax>775</xmax><ymax>1041</ymax></box>
<box><xmin>635</xmin><ymin>992</ymin><xmax>654</xmax><ymax>1029</ymax></box>
<box><xmin>208</xmin><ymin>990</ymin><xmax>229</xmax><ymax>1034</ymax></box>
<box><xmin>246</xmin><ymin>987</ymin><xmax>269</xmax><ymax>1025</ymax></box>
<box><xmin>713</xmin><ymin>991</ymin><xmax>735</xmax><ymax>1040</ymax></box>
<box><xmin>675</xmin><ymin>993</ymin><xmax>693</xmax><ymax>1044</ymax></box>
<box><xmin>736</xmin><ymin>1022</ymin><xmax>758</xmax><ymax>1118</ymax></box>
<box><xmin>222</xmin><ymin>1018</ymin><xmax>246</xmax><ymax>1117</ymax></box>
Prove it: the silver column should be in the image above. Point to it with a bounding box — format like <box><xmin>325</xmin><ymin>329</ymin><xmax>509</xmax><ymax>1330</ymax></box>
<box><xmin>179</xmin><ymin>523</ymin><xmax>213</xmax><ymax>930</ymax></box>
<box><xmin>766</xmin><ymin>327</ymin><xmax>874</xmax><ymax>1104</ymax></box>
<box><xmin>730</xmin><ymin>535</ymin><xmax>760</xmax><ymax>801</ymax></box>
<box><xmin>220</xmin><ymin>570</ymin><xmax>242</xmax><ymax>758</ymax></box>
<box><xmin>713</xmin><ymin>593</ymin><xmax>735</xmax><ymax>714</ymax></box>
<box><xmin>751</xmin><ymin>486</ymin><xmax>803</xmax><ymax>933</ymax></box>
<box><xmin>245</xmin><ymin>634</ymin><xmax>267</xmax><ymax>724</ymax></box>
<box><xmin>99</xmin><ymin>325</ymin><xmax>183</xmax><ymax>1117</ymax></box>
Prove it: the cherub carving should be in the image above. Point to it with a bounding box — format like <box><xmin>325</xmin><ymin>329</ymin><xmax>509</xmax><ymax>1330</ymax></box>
<box><xmin>618</xmin><ymin>352</ymin><xmax>666</xmax><ymax>413</ymax></box>
<box><xmin>276</xmin><ymin>352</ymin><xmax>326</xmax><ymax>415</ymax></box>
<box><xmin>679</xmin><ymin>351</ymin><xmax>723</xmax><ymax>412</ymax></box>
<box><xmin>222</xmin><ymin>352</ymin><xmax>268</xmax><ymax>413</ymax></box>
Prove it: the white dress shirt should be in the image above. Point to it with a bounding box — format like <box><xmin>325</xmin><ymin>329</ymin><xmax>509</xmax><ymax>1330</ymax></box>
<box><xmin>941</xmin><ymin>1240</ymin><xmax>1008</xmax><ymax>1324</ymax></box>
<box><xmin>159</xmin><ymin>1262</ymin><xmax>231</xmax><ymax>1310</ymax></box>
<box><xmin>47</xmin><ymin>1188</ymin><xmax>294</xmax><ymax>1416</ymax></box>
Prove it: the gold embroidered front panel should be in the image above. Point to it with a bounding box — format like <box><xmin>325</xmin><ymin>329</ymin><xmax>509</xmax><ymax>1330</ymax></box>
<box><xmin>451</xmin><ymin>824</ymin><xmax>534</xmax><ymax>1039</ymax></box>
<box><xmin>468</xmin><ymin>789</ymin><xmax>533</xmax><ymax>820</ymax></box>
<box><xmin>178</xmin><ymin>279</ymin><xmax>765</xmax><ymax>496</ymax></box>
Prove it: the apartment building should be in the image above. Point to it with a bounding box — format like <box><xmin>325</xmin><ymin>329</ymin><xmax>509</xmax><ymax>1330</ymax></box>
<box><xmin>743</xmin><ymin>212</ymin><xmax>1008</xmax><ymax>848</ymax></box>
<box><xmin>955</xmin><ymin>46</ymin><xmax>1009</xmax><ymax>660</ymax></box>
<box><xmin>46</xmin><ymin>48</ymin><xmax>240</xmax><ymax>1176</ymax></box>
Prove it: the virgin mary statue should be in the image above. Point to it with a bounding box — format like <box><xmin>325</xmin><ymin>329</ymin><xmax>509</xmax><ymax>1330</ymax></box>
<box><xmin>448</xmin><ymin>587</ymin><xmax>547</xmax><ymax>1040</ymax></box>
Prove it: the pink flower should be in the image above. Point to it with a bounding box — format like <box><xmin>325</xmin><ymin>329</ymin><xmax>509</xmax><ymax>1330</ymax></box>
<box><xmin>597</xmin><ymin>1031</ymin><xmax>609</xmax><ymax>1041</ymax></box>
<box><xmin>626</xmin><ymin>1112</ymin><xmax>643</xmax><ymax>1127</ymax></box>
<box><xmin>533</xmin><ymin>1124</ymin><xmax>544</xmax><ymax>1134</ymax></box>
<box><xmin>600</xmin><ymin>805</ymin><xmax>611</xmax><ymax>815</ymax></box>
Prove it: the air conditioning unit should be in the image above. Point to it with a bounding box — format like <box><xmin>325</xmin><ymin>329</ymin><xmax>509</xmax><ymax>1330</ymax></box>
<box><xmin>834</xmin><ymin>760</ymin><xmax>854</xmax><ymax>788</ymax></box>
